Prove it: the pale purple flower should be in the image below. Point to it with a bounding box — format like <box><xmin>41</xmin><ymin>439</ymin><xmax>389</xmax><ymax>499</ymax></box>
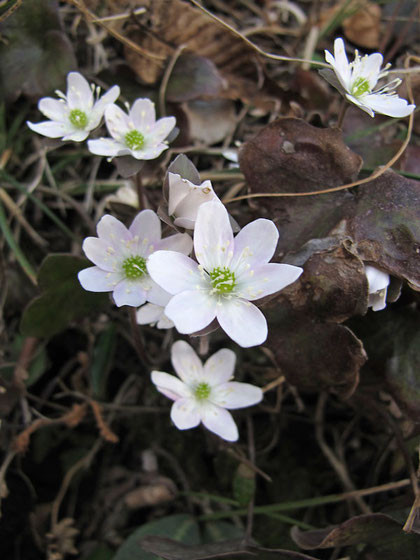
<box><xmin>147</xmin><ymin>200</ymin><xmax>303</xmax><ymax>348</ymax></box>
<box><xmin>27</xmin><ymin>72</ymin><xmax>120</xmax><ymax>141</ymax></box>
<box><xmin>168</xmin><ymin>172</ymin><xmax>219</xmax><ymax>229</ymax></box>
<box><xmin>323</xmin><ymin>38</ymin><xmax>415</xmax><ymax>118</ymax></box>
<box><xmin>151</xmin><ymin>340</ymin><xmax>263</xmax><ymax>441</ymax></box>
<box><xmin>365</xmin><ymin>265</ymin><xmax>390</xmax><ymax>311</ymax></box>
<box><xmin>87</xmin><ymin>99</ymin><xmax>176</xmax><ymax>160</ymax></box>
<box><xmin>78</xmin><ymin>210</ymin><xmax>192</xmax><ymax>307</ymax></box>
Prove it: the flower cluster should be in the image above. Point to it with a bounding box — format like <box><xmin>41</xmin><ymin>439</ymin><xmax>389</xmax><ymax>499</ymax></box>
<box><xmin>27</xmin><ymin>71</ymin><xmax>176</xmax><ymax>161</ymax></box>
<box><xmin>322</xmin><ymin>38</ymin><xmax>415</xmax><ymax>118</ymax></box>
<box><xmin>28</xmin><ymin>53</ymin><xmax>407</xmax><ymax>442</ymax></box>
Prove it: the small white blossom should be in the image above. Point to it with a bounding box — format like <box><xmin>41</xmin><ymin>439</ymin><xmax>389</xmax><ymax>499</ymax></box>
<box><xmin>365</xmin><ymin>265</ymin><xmax>390</xmax><ymax>311</ymax></box>
<box><xmin>137</xmin><ymin>292</ymin><xmax>174</xmax><ymax>330</ymax></box>
<box><xmin>168</xmin><ymin>172</ymin><xmax>219</xmax><ymax>229</ymax></box>
<box><xmin>106</xmin><ymin>184</ymin><xmax>139</xmax><ymax>208</ymax></box>
<box><xmin>147</xmin><ymin>200</ymin><xmax>303</xmax><ymax>348</ymax></box>
<box><xmin>27</xmin><ymin>72</ymin><xmax>120</xmax><ymax>141</ymax></box>
<box><xmin>87</xmin><ymin>99</ymin><xmax>176</xmax><ymax>160</ymax></box>
<box><xmin>78</xmin><ymin>210</ymin><xmax>192</xmax><ymax>307</ymax></box>
<box><xmin>151</xmin><ymin>340</ymin><xmax>263</xmax><ymax>441</ymax></box>
<box><xmin>323</xmin><ymin>38</ymin><xmax>415</xmax><ymax>118</ymax></box>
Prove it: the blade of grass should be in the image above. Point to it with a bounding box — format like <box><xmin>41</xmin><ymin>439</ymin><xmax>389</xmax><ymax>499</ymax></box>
<box><xmin>198</xmin><ymin>478</ymin><xmax>411</xmax><ymax>521</ymax></box>
<box><xmin>0</xmin><ymin>199</ymin><xmax>37</xmax><ymax>284</ymax></box>
<box><xmin>1</xmin><ymin>169</ymin><xmax>78</xmax><ymax>241</ymax></box>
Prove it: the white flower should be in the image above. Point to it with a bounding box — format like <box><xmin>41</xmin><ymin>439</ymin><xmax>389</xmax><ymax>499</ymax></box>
<box><xmin>365</xmin><ymin>265</ymin><xmax>390</xmax><ymax>311</ymax></box>
<box><xmin>168</xmin><ymin>172</ymin><xmax>219</xmax><ymax>229</ymax></box>
<box><xmin>323</xmin><ymin>38</ymin><xmax>415</xmax><ymax>118</ymax></box>
<box><xmin>87</xmin><ymin>99</ymin><xmax>176</xmax><ymax>160</ymax></box>
<box><xmin>137</xmin><ymin>291</ymin><xmax>174</xmax><ymax>330</ymax></box>
<box><xmin>147</xmin><ymin>200</ymin><xmax>303</xmax><ymax>348</ymax></box>
<box><xmin>151</xmin><ymin>340</ymin><xmax>263</xmax><ymax>441</ymax></box>
<box><xmin>27</xmin><ymin>72</ymin><xmax>120</xmax><ymax>141</ymax></box>
<box><xmin>78</xmin><ymin>210</ymin><xmax>192</xmax><ymax>307</ymax></box>
<box><xmin>106</xmin><ymin>184</ymin><xmax>139</xmax><ymax>208</ymax></box>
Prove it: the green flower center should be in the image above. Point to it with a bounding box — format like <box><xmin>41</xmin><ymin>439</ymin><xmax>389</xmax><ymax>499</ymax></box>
<box><xmin>125</xmin><ymin>130</ymin><xmax>145</xmax><ymax>150</ymax></box>
<box><xmin>122</xmin><ymin>255</ymin><xmax>147</xmax><ymax>279</ymax></box>
<box><xmin>209</xmin><ymin>267</ymin><xmax>236</xmax><ymax>294</ymax></box>
<box><xmin>194</xmin><ymin>382</ymin><xmax>211</xmax><ymax>400</ymax></box>
<box><xmin>351</xmin><ymin>77</ymin><xmax>370</xmax><ymax>97</ymax></box>
<box><xmin>69</xmin><ymin>109</ymin><xmax>88</xmax><ymax>129</ymax></box>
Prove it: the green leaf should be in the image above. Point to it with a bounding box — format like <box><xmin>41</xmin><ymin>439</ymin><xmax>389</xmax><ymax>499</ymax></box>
<box><xmin>20</xmin><ymin>254</ymin><xmax>108</xmax><ymax>338</ymax></box>
<box><xmin>0</xmin><ymin>0</ymin><xmax>76</xmax><ymax>100</ymax></box>
<box><xmin>83</xmin><ymin>544</ymin><xmax>114</xmax><ymax>560</ymax></box>
<box><xmin>113</xmin><ymin>514</ymin><xmax>200</xmax><ymax>560</ymax></box>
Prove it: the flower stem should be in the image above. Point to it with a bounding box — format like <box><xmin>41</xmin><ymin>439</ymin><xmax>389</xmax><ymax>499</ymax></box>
<box><xmin>135</xmin><ymin>172</ymin><xmax>146</xmax><ymax>210</ymax></box>
<box><xmin>336</xmin><ymin>100</ymin><xmax>349</xmax><ymax>129</ymax></box>
<box><xmin>129</xmin><ymin>307</ymin><xmax>148</xmax><ymax>366</ymax></box>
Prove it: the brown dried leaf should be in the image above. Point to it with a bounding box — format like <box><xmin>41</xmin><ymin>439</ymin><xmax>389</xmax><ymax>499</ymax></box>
<box><xmin>347</xmin><ymin>169</ymin><xmax>420</xmax><ymax>289</ymax></box>
<box><xmin>182</xmin><ymin>99</ymin><xmax>237</xmax><ymax>145</ymax></box>
<box><xmin>239</xmin><ymin>118</ymin><xmax>362</xmax><ymax>255</ymax></box>
<box><xmin>266</xmin><ymin>313</ymin><xmax>366</xmax><ymax>398</ymax></box>
<box><xmin>278</xmin><ymin>242</ymin><xmax>368</xmax><ymax>322</ymax></box>
<box><xmin>342</xmin><ymin>2</ymin><xmax>381</xmax><ymax>49</ymax></box>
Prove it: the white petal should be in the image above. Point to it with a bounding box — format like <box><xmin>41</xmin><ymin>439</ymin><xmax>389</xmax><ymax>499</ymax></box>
<box><xmin>173</xmin><ymin>217</ymin><xmax>197</xmax><ymax>229</ymax></box>
<box><xmin>130</xmin><ymin>144</ymin><xmax>169</xmax><ymax>160</ymax></box>
<box><xmin>82</xmin><ymin>237</ymin><xmax>120</xmax><ymax>271</ymax></box>
<box><xmin>151</xmin><ymin>371</ymin><xmax>191</xmax><ymax>401</ymax></box>
<box><xmin>157</xmin><ymin>315</ymin><xmax>174</xmax><ymax>329</ymax></box>
<box><xmin>147</xmin><ymin>251</ymin><xmax>204</xmax><ymax>295</ymax></box>
<box><xmin>96</xmin><ymin>214</ymin><xmax>131</xmax><ymax>248</ymax></box>
<box><xmin>137</xmin><ymin>303</ymin><xmax>165</xmax><ymax>325</ymax></box>
<box><xmin>230</xmin><ymin>219</ymin><xmax>279</xmax><ymax>272</ymax></box>
<box><xmin>104</xmin><ymin>103</ymin><xmax>130</xmax><ymax>140</ymax></box>
<box><xmin>216</xmin><ymin>299</ymin><xmax>267</xmax><ymax>348</ymax></box>
<box><xmin>171</xmin><ymin>340</ymin><xmax>203</xmax><ymax>384</ymax></box>
<box><xmin>168</xmin><ymin>173</ymin><xmax>193</xmax><ymax>216</ymax></box>
<box><xmin>78</xmin><ymin>266</ymin><xmax>120</xmax><ymax>292</ymax></box>
<box><xmin>148</xmin><ymin>116</ymin><xmax>176</xmax><ymax>143</ymax></box>
<box><xmin>236</xmin><ymin>263</ymin><xmax>303</xmax><ymax>301</ymax></box>
<box><xmin>211</xmin><ymin>382</ymin><xmax>263</xmax><ymax>409</ymax></box>
<box><xmin>365</xmin><ymin>265</ymin><xmax>390</xmax><ymax>293</ymax></box>
<box><xmin>174</xmin><ymin>183</ymin><xmax>217</xmax><ymax>225</ymax></box>
<box><xmin>87</xmin><ymin>138</ymin><xmax>125</xmax><ymax>157</ymax></box>
<box><xmin>90</xmin><ymin>85</ymin><xmax>121</xmax><ymax>127</ymax></box>
<box><xmin>346</xmin><ymin>93</ymin><xmax>375</xmax><ymax>117</ymax></box>
<box><xmin>38</xmin><ymin>98</ymin><xmax>68</xmax><ymax>121</ymax></box>
<box><xmin>145</xmin><ymin>278</ymin><xmax>173</xmax><ymax>306</ymax></box>
<box><xmin>129</xmin><ymin>209</ymin><xmax>162</xmax><ymax>245</ymax></box>
<box><xmin>203</xmin><ymin>348</ymin><xmax>236</xmax><ymax>385</ymax></box>
<box><xmin>130</xmin><ymin>98</ymin><xmax>156</xmax><ymax>130</ymax></box>
<box><xmin>357</xmin><ymin>53</ymin><xmax>383</xmax><ymax>90</ymax></box>
<box><xmin>170</xmin><ymin>398</ymin><xmax>201</xmax><ymax>430</ymax></box>
<box><xmin>369</xmin><ymin>291</ymin><xmax>387</xmax><ymax>311</ymax></box>
<box><xmin>112</xmin><ymin>279</ymin><xmax>147</xmax><ymax>307</ymax></box>
<box><xmin>27</xmin><ymin>120</ymin><xmax>70</xmax><ymax>138</ymax></box>
<box><xmin>194</xmin><ymin>200</ymin><xmax>233</xmax><ymax>270</ymax></box>
<box><xmin>66</xmin><ymin>72</ymin><xmax>93</xmax><ymax>111</ymax></box>
<box><xmin>165</xmin><ymin>290</ymin><xmax>217</xmax><ymax>334</ymax></box>
<box><xmin>155</xmin><ymin>233</ymin><xmax>193</xmax><ymax>256</ymax></box>
<box><xmin>63</xmin><ymin>129</ymin><xmax>90</xmax><ymax>142</ymax></box>
<box><xmin>201</xmin><ymin>404</ymin><xmax>238</xmax><ymax>441</ymax></box>
<box><xmin>361</xmin><ymin>93</ymin><xmax>415</xmax><ymax>118</ymax></box>
<box><xmin>332</xmin><ymin>38</ymin><xmax>351</xmax><ymax>90</ymax></box>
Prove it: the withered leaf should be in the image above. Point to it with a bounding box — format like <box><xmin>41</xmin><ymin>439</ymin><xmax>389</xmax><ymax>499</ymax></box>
<box><xmin>239</xmin><ymin>118</ymin><xmax>362</xmax><ymax>255</ymax></box>
<box><xmin>291</xmin><ymin>513</ymin><xmax>420</xmax><ymax>559</ymax></box>
<box><xmin>347</xmin><ymin>169</ymin><xmax>420</xmax><ymax>289</ymax></box>
<box><xmin>266</xmin><ymin>311</ymin><xmax>366</xmax><ymax>398</ymax></box>
<box><xmin>166</xmin><ymin>54</ymin><xmax>224</xmax><ymax>102</ymax></box>
<box><xmin>278</xmin><ymin>240</ymin><xmax>368</xmax><ymax>322</ymax></box>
